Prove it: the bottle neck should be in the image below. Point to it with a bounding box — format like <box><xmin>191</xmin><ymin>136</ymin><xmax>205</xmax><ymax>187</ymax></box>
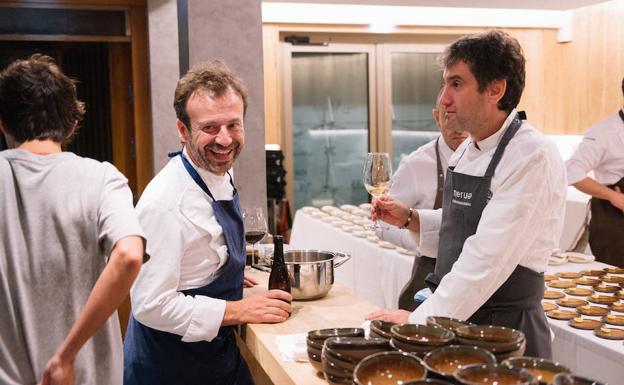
<box><xmin>273</xmin><ymin>236</ymin><xmax>284</xmax><ymax>265</ymax></box>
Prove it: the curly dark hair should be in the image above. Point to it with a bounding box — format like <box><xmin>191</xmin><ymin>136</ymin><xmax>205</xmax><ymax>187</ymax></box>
<box><xmin>174</xmin><ymin>60</ymin><xmax>248</xmax><ymax>128</ymax></box>
<box><xmin>0</xmin><ymin>54</ymin><xmax>85</xmax><ymax>144</ymax></box>
<box><xmin>439</xmin><ymin>30</ymin><xmax>525</xmax><ymax>113</ymax></box>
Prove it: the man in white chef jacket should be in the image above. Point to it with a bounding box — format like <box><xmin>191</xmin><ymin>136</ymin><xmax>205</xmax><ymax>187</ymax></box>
<box><xmin>565</xmin><ymin>78</ymin><xmax>624</xmax><ymax>267</ymax></box>
<box><xmin>367</xmin><ymin>30</ymin><xmax>567</xmax><ymax>359</ymax></box>
<box><xmin>379</xmin><ymin>97</ymin><xmax>467</xmax><ymax>310</ymax></box>
<box><xmin>123</xmin><ymin>61</ymin><xmax>292</xmax><ymax>385</ymax></box>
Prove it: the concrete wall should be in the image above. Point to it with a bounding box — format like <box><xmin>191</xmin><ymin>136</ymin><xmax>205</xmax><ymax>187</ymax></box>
<box><xmin>147</xmin><ymin>0</ymin><xmax>267</xmax><ymax>212</ymax></box>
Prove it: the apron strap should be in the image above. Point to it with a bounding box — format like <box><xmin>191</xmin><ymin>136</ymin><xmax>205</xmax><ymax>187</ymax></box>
<box><xmin>169</xmin><ymin>148</ymin><xmax>238</xmax><ymax>199</ymax></box>
<box><xmin>433</xmin><ymin>137</ymin><xmax>444</xmax><ymax>210</ymax></box>
<box><xmin>484</xmin><ymin>113</ymin><xmax>523</xmax><ymax>177</ymax></box>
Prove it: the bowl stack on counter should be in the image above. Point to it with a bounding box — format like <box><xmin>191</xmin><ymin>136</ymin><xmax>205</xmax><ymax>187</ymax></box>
<box><xmin>305</xmin><ymin>315</ymin><xmax>607</xmax><ymax>384</ymax></box>
<box><xmin>299</xmin><ymin>204</ymin><xmax>417</xmax><ymax>255</ymax></box>
<box><xmin>543</xmin><ymin>266</ymin><xmax>624</xmax><ymax>340</ymax></box>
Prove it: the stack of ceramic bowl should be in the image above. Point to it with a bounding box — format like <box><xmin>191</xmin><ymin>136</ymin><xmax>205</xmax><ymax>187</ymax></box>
<box><xmin>454</xmin><ymin>325</ymin><xmax>526</xmax><ymax>362</ymax></box>
<box><xmin>552</xmin><ymin>373</ymin><xmax>608</xmax><ymax>385</ymax></box>
<box><xmin>321</xmin><ymin>337</ymin><xmax>391</xmax><ymax>385</ymax></box>
<box><xmin>369</xmin><ymin>320</ymin><xmax>395</xmax><ymax>339</ymax></box>
<box><xmin>426</xmin><ymin>316</ymin><xmax>476</xmax><ymax>332</ymax></box>
<box><xmin>423</xmin><ymin>345</ymin><xmax>496</xmax><ymax>381</ymax></box>
<box><xmin>306</xmin><ymin>328</ymin><xmax>364</xmax><ymax>374</ymax></box>
<box><xmin>353</xmin><ymin>351</ymin><xmax>428</xmax><ymax>385</ymax></box>
<box><xmin>454</xmin><ymin>364</ymin><xmax>534</xmax><ymax>385</ymax></box>
<box><xmin>502</xmin><ymin>357</ymin><xmax>570</xmax><ymax>385</ymax></box>
<box><xmin>389</xmin><ymin>324</ymin><xmax>455</xmax><ymax>357</ymax></box>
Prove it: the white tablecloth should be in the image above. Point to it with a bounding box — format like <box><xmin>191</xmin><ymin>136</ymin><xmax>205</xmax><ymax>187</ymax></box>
<box><xmin>290</xmin><ymin>210</ymin><xmax>622</xmax><ymax>384</ymax></box>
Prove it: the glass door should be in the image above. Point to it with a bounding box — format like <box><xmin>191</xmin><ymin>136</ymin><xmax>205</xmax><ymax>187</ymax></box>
<box><xmin>378</xmin><ymin>44</ymin><xmax>445</xmax><ymax>169</ymax></box>
<box><xmin>282</xmin><ymin>44</ymin><xmax>377</xmax><ymax>210</ymax></box>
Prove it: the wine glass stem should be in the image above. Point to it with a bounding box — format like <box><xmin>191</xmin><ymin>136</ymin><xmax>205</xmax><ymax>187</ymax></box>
<box><xmin>251</xmin><ymin>243</ymin><xmax>256</xmax><ymax>266</ymax></box>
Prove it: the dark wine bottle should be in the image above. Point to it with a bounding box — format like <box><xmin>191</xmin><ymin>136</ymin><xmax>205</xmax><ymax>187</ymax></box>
<box><xmin>268</xmin><ymin>235</ymin><xmax>291</xmax><ymax>300</ymax></box>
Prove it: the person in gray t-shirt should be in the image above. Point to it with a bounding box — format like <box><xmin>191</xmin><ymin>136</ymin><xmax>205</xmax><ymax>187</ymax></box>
<box><xmin>0</xmin><ymin>54</ymin><xmax>145</xmax><ymax>385</ymax></box>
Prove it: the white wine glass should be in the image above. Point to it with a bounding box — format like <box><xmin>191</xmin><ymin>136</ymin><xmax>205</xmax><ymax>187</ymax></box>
<box><xmin>363</xmin><ymin>152</ymin><xmax>392</xmax><ymax>230</ymax></box>
<box><xmin>243</xmin><ymin>207</ymin><xmax>268</xmax><ymax>267</ymax></box>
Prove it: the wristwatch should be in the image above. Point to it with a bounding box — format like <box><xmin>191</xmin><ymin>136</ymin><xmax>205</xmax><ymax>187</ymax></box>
<box><xmin>401</xmin><ymin>207</ymin><xmax>413</xmax><ymax>229</ymax></box>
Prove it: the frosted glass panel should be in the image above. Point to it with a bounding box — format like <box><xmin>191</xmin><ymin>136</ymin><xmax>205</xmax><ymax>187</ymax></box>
<box><xmin>291</xmin><ymin>52</ymin><xmax>369</xmax><ymax>210</ymax></box>
<box><xmin>391</xmin><ymin>52</ymin><xmax>442</xmax><ymax>168</ymax></box>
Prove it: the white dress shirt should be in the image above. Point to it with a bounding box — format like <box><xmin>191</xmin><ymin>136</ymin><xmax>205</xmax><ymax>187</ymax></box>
<box><xmin>409</xmin><ymin>110</ymin><xmax>567</xmax><ymax>324</ymax></box>
<box><xmin>565</xmin><ymin>108</ymin><xmax>624</xmax><ymax>185</ymax></box>
<box><xmin>377</xmin><ymin>137</ymin><xmax>453</xmax><ymax>252</ymax></box>
<box><xmin>131</xmin><ymin>148</ymin><xmax>234</xmax><ymax>342</ymax></box>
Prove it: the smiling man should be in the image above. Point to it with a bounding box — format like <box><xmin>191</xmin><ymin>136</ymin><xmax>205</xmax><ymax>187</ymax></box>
<box><xmin>123</xmin><ymin>61</ymin><xmax>292</xmax><ymax>385</ymax></box>
<box><xmin>368</xmin><ymin>30</ymin><xmax>567</xmax><ymax>359</ymax></box>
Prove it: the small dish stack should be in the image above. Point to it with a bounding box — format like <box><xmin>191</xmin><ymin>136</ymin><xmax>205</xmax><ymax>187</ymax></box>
<box><xmin>321</xmin><ymin>337</ymin><xmax>391</xmax><ymax>385</ymax></box>
<box><xmin>389</xmin><ymin>324</ymin><xmax>455</xmax><ymax>357</ymax></box>
<box><xmin>454</xmin><ymin>325</ymin><xmax>526</xmax><ymax>362</ymax></box>
<box><xmin>306</xmin><ymin>328</ymin><xmax>364</xmax><ymax>374</ymax></box>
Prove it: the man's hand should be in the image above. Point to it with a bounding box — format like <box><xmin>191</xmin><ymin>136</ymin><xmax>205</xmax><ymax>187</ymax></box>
<box><xmin>223</xmin><ymin>290</ymin><xmax>292</xmax><ymax>325</ymax></box>
<box><xmin>365</xmin><ymin>309</ymin><xmax>411</xmax><ymax>324</ymax></box>
<box><xmin>243</xmin><ymin>274</ymin><xmax>259</xmax><ymax>288</ymax></box>
<box><xmin>371</xmin><ymin>196</ymin><xmax>410</xmax><ymax>228</ymax></box>
<box><xmin>38</xmin><ymin>354</ymin><xmax>74</xmax><ymax>385</ymax></box>
<box><xmin>609</xmin><ymin>186</ymin><xmax>624</xmax><ymax>214</ymax></box>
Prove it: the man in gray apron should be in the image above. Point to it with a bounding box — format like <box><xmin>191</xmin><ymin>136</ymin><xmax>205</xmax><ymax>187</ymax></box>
<box><xmin>367</xmin><ymin>30</ymin><xmax>567</xmax><ymax>359</ymax></box>
<box><xmin>124</xmin><ymin>61</ymin><xmax>292</xmax><ymax>385</ymax></box>
<box><xmin>565</xmin><ymin>78</ymin><xmax>624</xmax><ymax>267</ymax></box>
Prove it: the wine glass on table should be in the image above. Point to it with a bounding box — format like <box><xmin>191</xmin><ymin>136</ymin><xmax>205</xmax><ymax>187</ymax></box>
<box><xmin>363</xmin><ymin>152</ymin><xmax>393</xmax><ymax>230</ymax></box>
<box><xmin>243</xmin><ymin>207</ymin><xmax>268</xmax><ymax>267</ymax></box>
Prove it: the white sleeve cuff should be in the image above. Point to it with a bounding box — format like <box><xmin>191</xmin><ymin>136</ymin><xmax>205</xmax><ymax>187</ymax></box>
<box><xmin>181</xmin><ymin>296</ymin><xmax>226</xmax><ymax>342</ymax></box>
<box><xmin>415</xmin><ymin>209</ymin><xmax>442</xmax><ymax>258</ymax></box>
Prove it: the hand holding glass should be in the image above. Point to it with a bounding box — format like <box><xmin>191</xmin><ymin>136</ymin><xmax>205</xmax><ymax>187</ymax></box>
<box><xmin>243</xmin><ymin>208</ymin><xmax>268</xmax><ymax>266</ymax></box>
<box><xmin>363</xmin><ymin>152</ymin><xmax>392</xmax><ymax>229</ymax></box>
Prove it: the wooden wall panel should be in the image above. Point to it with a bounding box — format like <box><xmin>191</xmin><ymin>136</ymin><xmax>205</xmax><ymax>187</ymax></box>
<box><xmin>263</xmin><ymin>0</ymin><xmax>624</xmax><ymax>143</ymax></box>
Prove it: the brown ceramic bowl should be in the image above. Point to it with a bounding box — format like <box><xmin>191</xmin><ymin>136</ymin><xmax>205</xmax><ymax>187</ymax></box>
<box><xmin>423</xmin><ymin>345</ymin><xmax>496</xmax><ymax>378</ymax></box>
<box><xmin>307</xmin><ymin>337</ymin><xmax>324</xmax><ymax>351</ymax></box>
<box><xmin>308</xmin><ymin>327</ymin><xmax>365</xmax><ymax>342</ymax></box>
<box><xmin>389</xmin><ymin>338</ymin><xmax>436</xmax><ymax>356</ymax></box>
<box><xmin>454</xmin><ymin>325</ymin><xmax>525</xmax><ymax>353</ymax></box>
<box><xmin>552</xmin><ymin>373</ymin><xmax>607</xmax><ymax>385</ymax></box>
<box><xmin>391</xmin><ymin>324</ymin><xmax>455</xmax><ymax>346</ymax></box>
<box><xmin>502</xmin><ymin>357</ymin><xmax>571</xmax><ymax>384</ymax></box>
<box><xmin>426</xmin><ymin>316</ymin><xmax>476</xmax><ymax>332</ymax></box>
<box><xmin>308</xmin><ymin>350</ymin><xmax>323</xmax><ymax>373</ymax></box>
<box><xmin>325</xmin><ymin>373</ymin><xmax>353</xmax><ymax>385</ymax></box>
<box><xmin>454</xmin><ymin>364</ymin><xmax>535</xmax><ymax>385</ymax></box>
<box><xmin>492</xmin><ymin>339</ymin><xmax>526</xmax><ymax>363</ymax></box>
<box><xmin>323</xmin><ymin>337</ymin><xmax>391</xmax><ymax>361</ymax></box>
<box><xmin>353</xmin><ymin>351</ymin><xmax>427</xmax><ymax>385</ymax></box>
<box><xmin>403</xmin><ymin>380</ymin><xmax>455</xmax><ymax>385</ymax></box>
<box><xmin>321</xmin><ymin>350</ymin><xmax>354</xmax><ymax>379</ymax></box>
<box><xmin>323</xmin><ymin>346</ymin><xmax>358</xmax><ymax>371</ymax></box>
<box><xmin>370</xmin><ymin>320</ymin><xmax>396</xmax><ymax>339</ymax></box>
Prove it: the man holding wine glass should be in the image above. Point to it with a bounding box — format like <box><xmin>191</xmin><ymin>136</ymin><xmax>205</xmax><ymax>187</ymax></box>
<box><xmin>377</xmin><ymin>94</ymin><xmax>468</xmax><ymax>311</ymax></box>
<box><xmin>124</xmin><ymin>61</ymin><xmax>292</xmax><ymax>385</ymax></box>
<box><xmin>367</xmin><ymin>30</ymin><xmax>567</xmax><ymax>359</ymax></box>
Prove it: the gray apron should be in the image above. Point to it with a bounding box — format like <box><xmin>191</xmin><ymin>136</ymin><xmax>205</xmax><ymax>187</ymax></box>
<box><xmin>398</xmin><ymin>137</ymin><xmax>444</xmax><ymax>311</ymax></box>
<box><xmin>425</xmin><ymin>114</ymin><xmax>552</xmax><ymax>359</ymax></box>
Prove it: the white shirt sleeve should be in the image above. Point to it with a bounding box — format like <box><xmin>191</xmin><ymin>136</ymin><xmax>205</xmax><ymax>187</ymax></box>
<box><xmin>409</xmin><ymin>145</ymin><xmax>557</xmax><ymax>324</ymax></box>
<box><xmin>565</xmin><ymin>127</ymin><xmax>605</xmax><ymax>185</ymax></box>
<box><xmin>131</xmin><ymin>203</ymin><xmax>226</xmax><ymax>342</ymax></box>
<box><xmin>413</xmin><ymin>209</ymin><xmax>442</xmax><ymax>258</ymax></box>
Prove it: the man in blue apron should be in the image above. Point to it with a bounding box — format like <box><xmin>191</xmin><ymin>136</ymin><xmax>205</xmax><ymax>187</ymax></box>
<box><xmin>565</xmin><ymin>78</ymin><xmax>624</xmax><ymax>267</ymax></box>
<box><xmin>367</xmin><ymin>30</ymin><xmax>567</xmax><ymax>359</ymax></box>
<box><xmin>124</xmin><ymin>61</ymin><xmax>292</xmax><ymax>385</ymax></box>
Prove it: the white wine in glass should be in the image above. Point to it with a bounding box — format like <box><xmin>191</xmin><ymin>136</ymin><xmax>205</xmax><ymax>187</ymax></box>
<box><xmin>363</xmin><ymin>152</ymin><xmax>392</xmax><ymax>229</ymax></box>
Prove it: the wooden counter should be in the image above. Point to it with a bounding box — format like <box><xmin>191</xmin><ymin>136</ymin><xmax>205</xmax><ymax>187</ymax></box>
<box><xmin>239</xmin><ymin>269</ymin><xmax>378</xmax><ymax>385</ymax></box>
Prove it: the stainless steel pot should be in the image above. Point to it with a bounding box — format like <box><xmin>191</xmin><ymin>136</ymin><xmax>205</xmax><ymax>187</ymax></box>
<box><xmin>255</xmin><ymin>250</ymin><xmax>350</xmax><ymax>300</ymax></box>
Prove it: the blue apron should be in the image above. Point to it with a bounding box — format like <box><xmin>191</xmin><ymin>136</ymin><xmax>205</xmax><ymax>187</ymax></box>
<box><xmin>425</xmin><ymin>114</ymin><xmax>552</xmax><ymax>359</ymax></box>
<box><xmin>124</xmin><ymin>152</ymin><xmax>254</xmax><ymax>385</ymax></box>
